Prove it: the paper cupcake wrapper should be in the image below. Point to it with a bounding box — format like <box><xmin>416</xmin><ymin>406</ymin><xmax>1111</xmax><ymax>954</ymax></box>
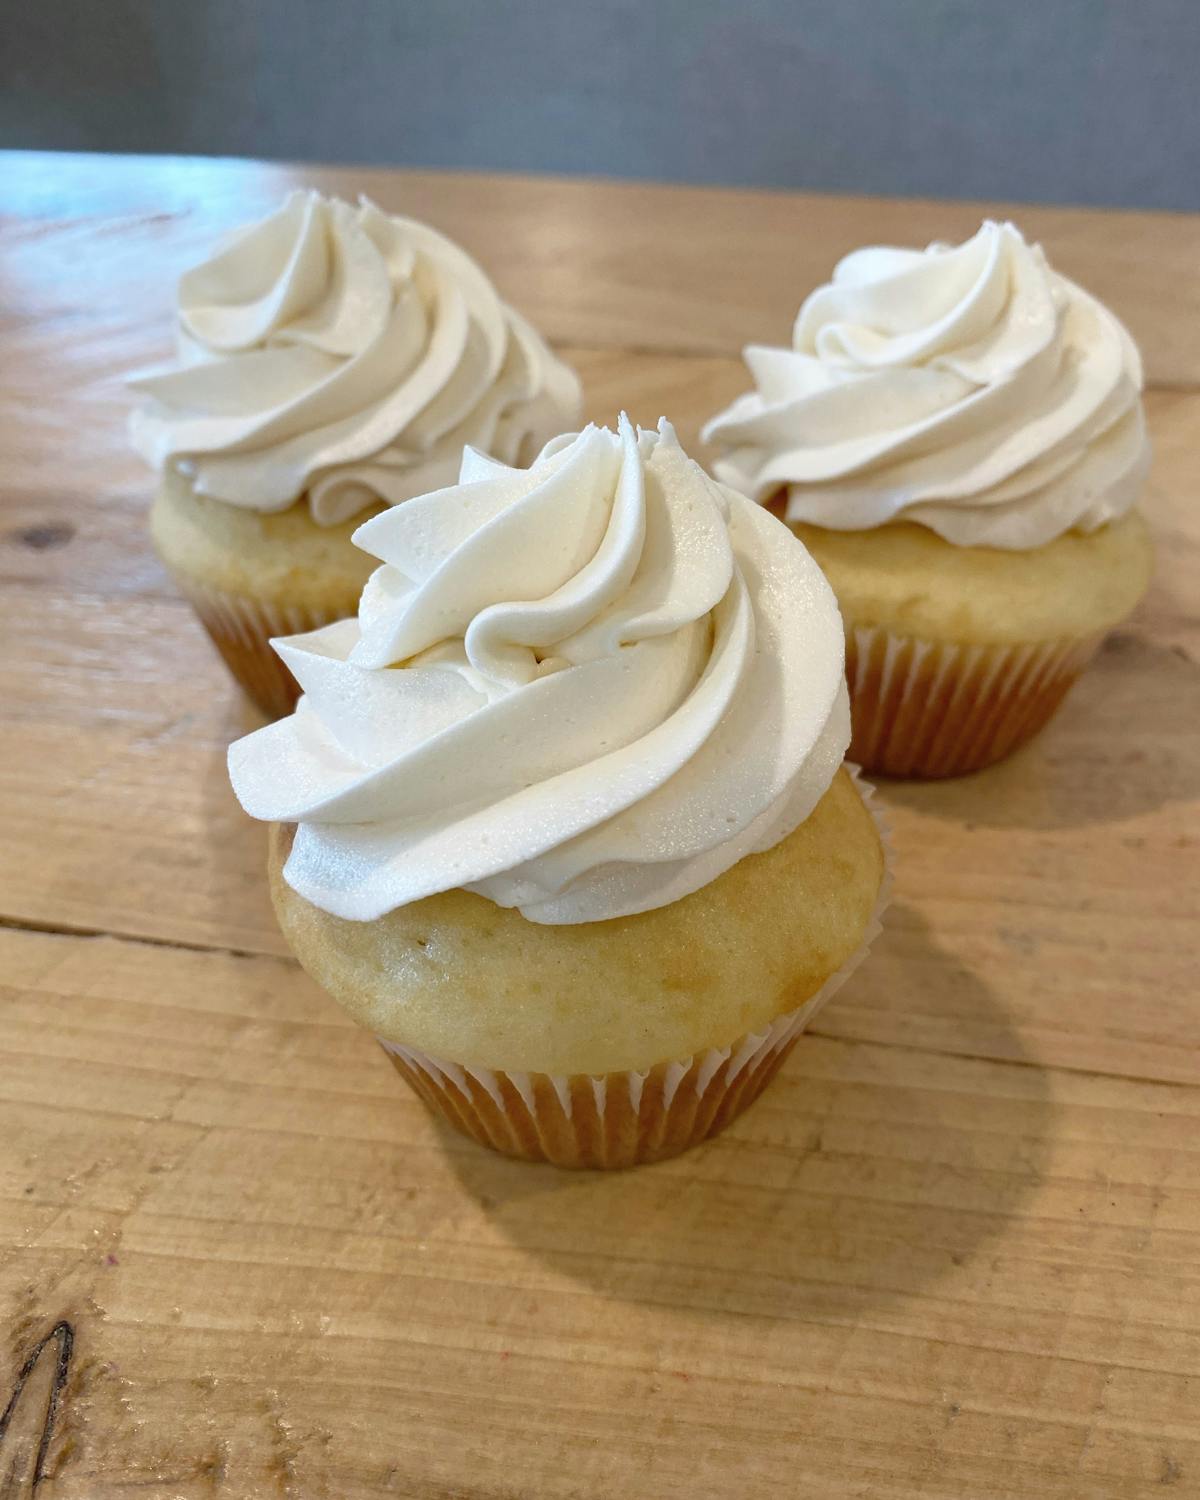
<box><xmin>171</xmin><ymin>575</ymin><xmax>356</xmax><ymax>720</ymax></box>
<box><xmin>844</xmin><ymin>623</ymin><xmax>1105</xmax><ymax>779</ymax></box>
<box><xmin>377</xmin><ymin>768</ymin><xmax>893</xmax><ymax>1171</ymax></box>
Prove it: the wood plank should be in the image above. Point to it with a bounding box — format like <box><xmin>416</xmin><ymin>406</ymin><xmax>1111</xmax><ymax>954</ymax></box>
<box><xmin>3</xmin><ymin>925</ymin><xmax>1199</xmax><ymax>1499</ymax></box>
<box><xmin>0</xmin><ymin>580</ymin><xmax>1196</xmax><ymax>1089</ymax></box>
<box><xmin>3</xmin><ymin>150</ymin><xmax>1199</xmax><ymax>384</ymax></box>
<box><xmin>1</xmin><ymin>387</ymin><xmax>1195</xmax><ymax>1091</ymax></box>
<box><xmin>2</xmin><ymin>153</ymin><xmax>1200</xmax><ymax>1499</ymax></box>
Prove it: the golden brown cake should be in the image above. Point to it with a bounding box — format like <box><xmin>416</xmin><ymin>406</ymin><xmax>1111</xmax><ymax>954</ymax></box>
<box><xmin>269</xmin><ymin>767</ymin><xmax>883</xmax><ymax>1166</ymax></box>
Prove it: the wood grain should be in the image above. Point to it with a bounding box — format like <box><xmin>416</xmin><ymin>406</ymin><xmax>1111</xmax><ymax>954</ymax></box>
<box><xmin>4</xmin><ymin>150</ymin><xmax>1200</xmax><ymax>382</ymax></box>
<box><xmin>0</xmin><ymin>151</ymin><xmax>1198</xmax><ymax>1499</ymax></box>
<box><xmin>5</xmin><ymin>924</ymin><xmax>1200</xmax><ymax>1499</ymax></box>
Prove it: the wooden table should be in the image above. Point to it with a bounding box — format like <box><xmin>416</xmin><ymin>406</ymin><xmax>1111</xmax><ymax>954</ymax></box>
<box><xmin>1</xmin><ymin>151</ymin><xmax>1197</xmax><ymax>1500</ymax></box>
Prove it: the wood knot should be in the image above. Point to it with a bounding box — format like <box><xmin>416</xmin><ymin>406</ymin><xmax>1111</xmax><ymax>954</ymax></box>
<box><xmin>12</xmin><ymin>523</ymin><xmax>76</xmax><ymax>552</ymax></box>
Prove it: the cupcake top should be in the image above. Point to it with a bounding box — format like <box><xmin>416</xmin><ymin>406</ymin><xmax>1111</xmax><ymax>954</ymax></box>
<box><xmin>703</xmin><ymin>221</ymin><xmax>1149</xmax><ymax>549</ymax></box>
<box><xmin>130</xmin><ymin>190</ymin><xmax>582</xmax><ymax>526</ymax></box>
<box><xmin>228</xmin><ymin>416</ymin><xmax>849</xmax><ymax>924</ymax></box>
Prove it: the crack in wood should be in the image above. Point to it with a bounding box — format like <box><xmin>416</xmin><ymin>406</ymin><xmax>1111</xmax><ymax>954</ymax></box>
<box><xmin>0</xmin><ymin>911</ymin><xmax>287</xmax><ymax>965</ymax></box>
<box><xmin>0</xmin><ymin>1321</ymin><xmax>74</xmax><ymax>1493</ymax></box>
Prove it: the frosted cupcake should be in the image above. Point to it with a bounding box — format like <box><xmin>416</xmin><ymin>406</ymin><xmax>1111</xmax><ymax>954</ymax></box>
<box><xmin>131</xmin><ymin>190</ymin><xmax>581</xmax><ymax>717</ymax></box>
<box><xmin>704</xmin><ymin>221</ymin><xmax>1153</xmax><ymax>777</ymax></box>
<box><xmin>228</xmin><ymin>417</ymin><xmax>888</xmax><ymax>1168</ymax></box>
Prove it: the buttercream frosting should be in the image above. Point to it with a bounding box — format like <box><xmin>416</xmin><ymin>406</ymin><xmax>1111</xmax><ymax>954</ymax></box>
<box><xmin>228</xmin><ymin>416</ymin><xmax>849</xmax><ymax>924</ymax></box>
<box><xmin>703</xmin><ymin>221</ymin><xmax>1148</xmax><ymax>549</ymax></box>
<box><xmin>130</xmin><ymin>190</ymin><xmax>582</xmax><ymax>525</ymax></box>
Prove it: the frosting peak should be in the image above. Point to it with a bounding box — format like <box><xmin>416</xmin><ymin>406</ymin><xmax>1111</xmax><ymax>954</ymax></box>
<box><xmin>130</xmin><ymin>190</ymin><xmax>581</xmax><ymax>525</ymax></box>
<box><xmin>704</xmin><ymin>221</ymin><xmax>1149</xmax><ymax>549</ymax></box>
<box><xmin>228</xmin><ymin>417</ymin><xmax>849</xmax><ymax>924</ymax></box>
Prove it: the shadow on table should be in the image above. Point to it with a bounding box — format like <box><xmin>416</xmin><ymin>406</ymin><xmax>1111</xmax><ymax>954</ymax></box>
<box><xmin>442</xmin><ymin>903</ymin><xmax>1051</xmax><ymax>1325</ymax></box>
<box><xmin>876</xmin><ymin>631</ymin><xmax>1200</xmax><ymax>833</ymax></box>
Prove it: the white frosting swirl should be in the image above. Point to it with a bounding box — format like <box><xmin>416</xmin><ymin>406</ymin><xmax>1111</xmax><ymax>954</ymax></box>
<box><xmin>129</xmin><ymin>190</ymin><xmax>582</xmax><ymax>526</ymax></box>
<box><xmin>703</xmin><ymin>221</ymin><xmax>1149</xmax><ymax>549</ymax></box>
<box><xmin>228</xmin><ymin>417</ymin><xmax>849</xmax><ymax>924</ymax></box>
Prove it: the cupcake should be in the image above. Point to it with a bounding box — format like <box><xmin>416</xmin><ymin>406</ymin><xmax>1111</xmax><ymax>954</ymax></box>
<box><xmin>131</xmin><ymin>190</ymin><xmax>582</xmax><ymax>718</ymax></box>
<box><xmin>703</xmin><ymin>221</ymin><xmax>1153</xmax><ymax>778</ymax></box>
<box><xmin>228</xmin><ymin>417</ymin><xmax>889</xmax><ymax>1168</ymax></box>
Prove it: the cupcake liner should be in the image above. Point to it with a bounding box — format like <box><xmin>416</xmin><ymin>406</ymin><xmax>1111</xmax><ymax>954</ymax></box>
<box><xmin>172</xmin><ymin>575</ymin><xmax>355</xmax><ymax>720</ymax></box>
<box><xmin>845</xmin><ymin>623</ymin><xmax>1105</xmax><ymax>779</ymax></box>
<box><xmin>377</xmin><ymin>768</ymin><xmax>893</xmax><ymax>1171</ymax></box>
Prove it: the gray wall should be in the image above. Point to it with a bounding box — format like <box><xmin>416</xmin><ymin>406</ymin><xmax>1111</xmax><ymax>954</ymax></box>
<box><xmin>2</xmin><ymin>1</ymin><xmax>1197</xmax><ymax>211</ymax></box>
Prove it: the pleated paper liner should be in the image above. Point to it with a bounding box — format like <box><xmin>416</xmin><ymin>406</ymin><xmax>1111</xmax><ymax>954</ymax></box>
<box><xmin>844</xmin><ymin>623</ymin><xmax>1105</xmax><ymax>779</ymax></box>
<box><xmin>378</xmin><ymin>769</ymin><xmax>892</xmax><ymax>1170</ymax></box>
<box><xmin>174</xmin><ymin>576</ymin><xmax>357</xmax><ymax>720</ymax></box>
